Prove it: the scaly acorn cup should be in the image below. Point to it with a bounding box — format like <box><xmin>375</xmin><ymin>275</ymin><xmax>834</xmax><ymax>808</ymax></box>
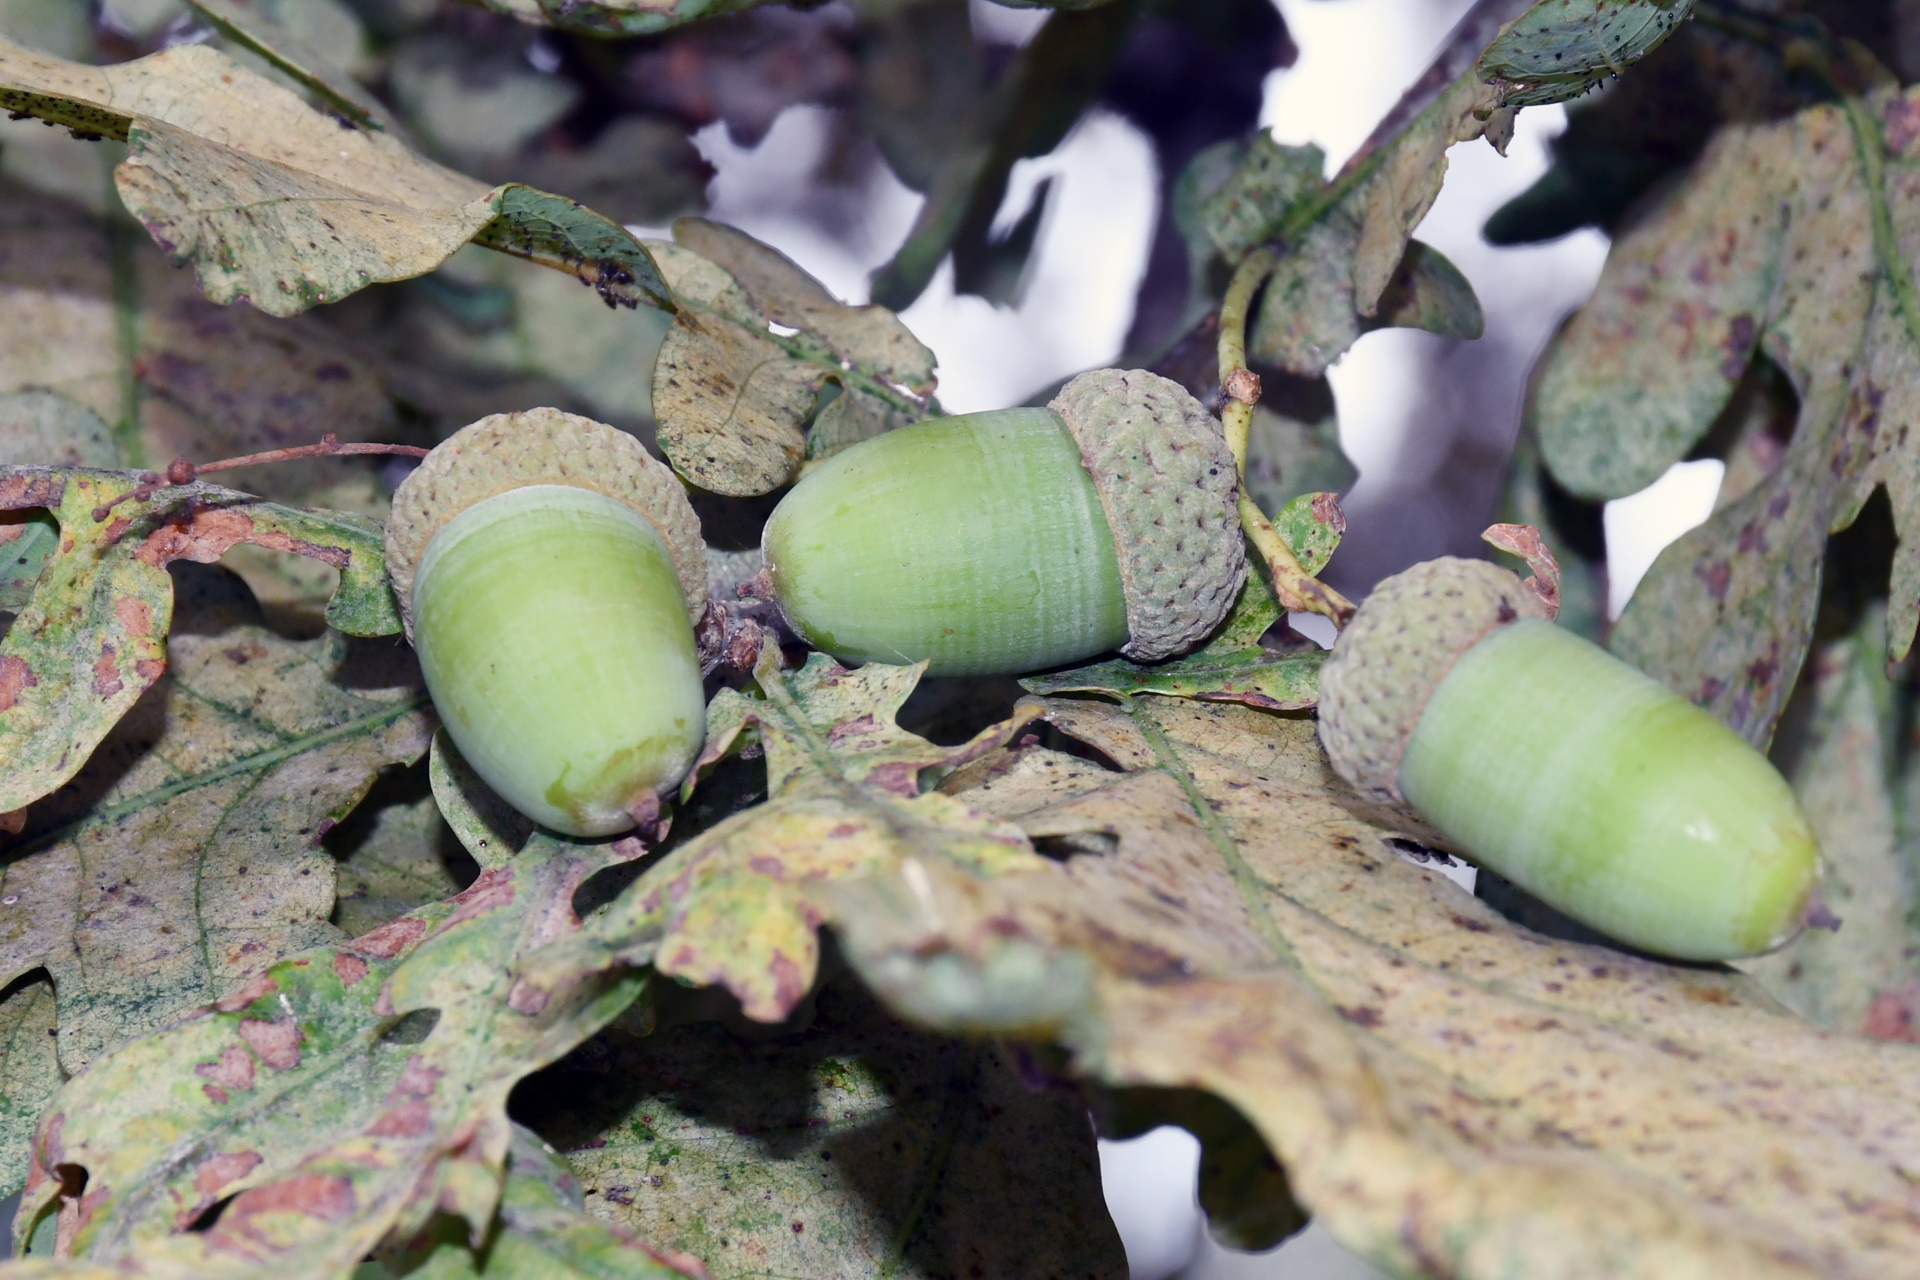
<box><xmin>760</xmin><ymin>368</ymin><xmax>1247</xmax><ymax>677</ymax></box>
<box><xmin>1316</xmin><ymin>557</ymin><xmax>1821</xmax><ymax>961</ymax></box>
<box><xmin>386</xmin><ymin>409</ymin><xmax>709</xmax><ymax>838</ymax></box>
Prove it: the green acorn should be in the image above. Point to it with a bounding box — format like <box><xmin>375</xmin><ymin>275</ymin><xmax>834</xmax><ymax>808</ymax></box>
<box><xmin>386</xmin><ymin>409</ymin><xmax>709</xmax><ymax>838</ymax></box>
<box><xmin>760</xmin><ymin>369</ymin><xmax>1247</xmax><ymax>677</ymax></box>
<box><xmin>1316</xmin><ymin>558</ymin><xmax>1821</xmax><ymax>961</ymax></box>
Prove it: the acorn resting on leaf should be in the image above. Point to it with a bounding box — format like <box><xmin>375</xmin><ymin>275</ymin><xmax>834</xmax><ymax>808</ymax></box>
<box><xmin>760</xmin><ymin>368</ymin><xmax>1247</xmax><ymax>677</ymax></box>
<box><xmin>387</xmin><ymin>409</ymin><xmax>709</xmax><ymax>837</ymax></box>
<box><xmin>1316</xmin><ymin>558</ymin><xmax>1821</xmax><ymax>961</ymax></box>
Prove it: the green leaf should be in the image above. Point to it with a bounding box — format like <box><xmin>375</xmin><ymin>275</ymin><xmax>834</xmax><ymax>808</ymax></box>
<box><xmin>650</xmin><ymin>222</ymin><xmax>935</xmax><ymax>496</ymax></box>
<box><xmin>0</xmin><ymin>569</ymin><xmax>431</xmax><ymax>1074</ymax></box>
<box><xmin>360</xmin><ymin>1126</ymin><xmax>705</xmax><ymax>1280</ymax></box>
<box><xmin>1271</xmin><ymin>491</ymin><xmax>1345</xmax><ymax>576</ymax></box>
<box><xmin>1020</xmin><ymin>646</ymin><xmax>1324</xmax><ymax>710</ymax></box>
<box><xmin>428</xmin><ymin>729</ymin><xmax>535</xmax><ymax>875</ymax></box>
<box><xmin>1531</xmin><ymin>121</ymin><xmax>1786</xmax><ymax>500</ymax></box>
<box><xmin>1494</xmin><ymin>426</ymin><xmax>1607</xmax><ymax>642</ymax></box>
<box><xmin>1739</xmin><ymin>601</ymin><xmax>1915</xmax><ymax>1031</ymax></box>
<box><xmin>1241</xmin><ymin>378</ymin><xmax>1356</xmax><ymax>519</ymax></box>
<box><xmin>0</xmin><ymin>391</ymin><xmax>117</xmax><ymax>470</ymax></box>
<box><xmin>1477</xmin><ymin>0</ymin><xmax>1695</xmax><ymax>107</ymax></box>
<box><xmin>0</xmin><ymin>38</ymin><xmax>669</xmax><ymax>317</ymax></box>
<box><xmin>517</xmin><ymin>980</ymin><xmax>1126</xmax><ymax>1279</ymax></box>
<box><xmin>17</xmin><ymin>833</ymin><xmax>645</xmax><ymax>1271</ymax></box>
<box><xmin>0</xmin><ymin>510</ymin><xmax>57</xmax><ymax>613</ymax></box>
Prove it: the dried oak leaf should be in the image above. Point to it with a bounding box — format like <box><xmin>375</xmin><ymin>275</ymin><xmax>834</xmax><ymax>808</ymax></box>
<box><xmin>549</xmin><ymin>644</ymin><xmax>1920</xmax><ymax>1280</ymax></box>
<box><xmin>828</xmin><ymin>694</ymin><xmax>1920</xmax><ymax>1280</ymax></box>
<box><xmin>0</xmin><ymin>38</ymin><xmax>668</xmax><ymax>317</ymax></box>
<box><xmin>0</xmin><ymin>568</ymin><xmax>429</xmax><ymax>1084</ymax></box>
<box><xmin>650</xmin><ymin>220</ymin><xmax>934</xmax><ymax>496</ymax></box>
<box><xmin>13</xmin><ymin>830</ymin><xmax>647</xmax><ymax>1277</ymax></box>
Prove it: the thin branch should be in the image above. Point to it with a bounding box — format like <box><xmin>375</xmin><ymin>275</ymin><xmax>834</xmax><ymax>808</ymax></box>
<box><xmin>1215</xmin><ymin>249</ymin><xmax>1357</xmax><ymax>627</ymax></box>
<box><xmin>91</xmin><ymin>435</ymin><xmax>428</xmax><ymax>522</ymax></box>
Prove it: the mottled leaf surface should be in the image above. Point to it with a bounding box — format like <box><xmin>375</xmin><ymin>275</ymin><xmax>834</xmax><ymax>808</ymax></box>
<box><xmin>1741</xmin><ymin>604</ymin><xmax>1918</xmax><ymax>1034</ymax></box>
<box><xmin>839</xmin><ymin>693</ymin><xmax>1920</xmax><ymax>1280</ymax></box>
<box><xmin>522</xmin><ymin>651</ymin><xmax>1044</xmax><ymax>1023</ymax></box>
<box><xmin>650</xmin><ymin>225</ymin><xmax>933</xmax><ymax>496</ymax></box>
<box><xmin>0</xmin><ymin>574</ymin><xmax>430</xmax><ymax>1073</ymax></box>
<box><xmin>0</xmin><ymin>469</ymin><xmax>402</xmax><ymax>814</ymax></box>
<box><xmin>1477</xmin><ymin>0</ymin><xmax>1695</xmax><ymax>106</ymax></box>
<box><xmin>0</xmin><ymin>975</ymin><xmax>57</xmax><ymax>1202</ymax></box>
<box><xmin>520</xmin><ymin>981</ymin><xmax>1125</xmax><ymax>1279</ymax></box>
<box><xmin>523</xmin><ymin>639</ymin><xmax>1920</xmax><ymax>1279</ymax></box>
<box><xmin>16</xmin><ymin>833</ymin><xmax>643</xmax><ymax>1273</ymax></box>
<box><xmin>0</xmin><ymin>39</ymin><xmax>666</xmax><ymax>316</ymax></box>
<box><xmin>1578</xmin><ymin>84</ymin><xmax>1920</xmax><ymax>742</ymax></box>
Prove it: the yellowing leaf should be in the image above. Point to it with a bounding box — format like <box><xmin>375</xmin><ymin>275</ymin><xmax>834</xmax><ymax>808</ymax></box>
<box><xmin>522</xmin><ymin>651</ymin><xmax>1043</xmax><ymax>1024</ymax></box>
<box><xmin>823</xmin><ymin>694</ymin><xmax>1920</xmax><ymax>1279</ymax></box>
<box><xmin>0</xmin><ymin>567</ymin><xmax>429</xmax><ymax>1075</ymax></box>
<box><xmin>650</xmin><ymin>223</ymin><xmax>934</xmax><ymax>496</ymax></box>
<box><xmin>17</xmin><ymin>832</ymin><xmax>644</xmax><ymax>1275</ymax></box>
<box><xmin>0</xmin><ymin>38</ymin><xmax>668</xmax><ymax>317</ymax></box>
<box><xmin>0</xmin><ymin>469</ymin><xmax>402</xmax><ymax>815</ymax></box>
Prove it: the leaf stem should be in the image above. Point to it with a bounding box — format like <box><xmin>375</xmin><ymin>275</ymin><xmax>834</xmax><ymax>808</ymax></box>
<box><xmin>1216</xmin><ymin>249</ymin><xmax>1356</xmax><ymax>627</ymax></box>
<box><xmin>89</xmin><ymin>437</ymin><xmax>430</xmax><ymax>522</ymax></box>
<box><xmin>1124</xmin><ymin>695</ymin><xmax>1299</xmax><ymax>970</ymax></box>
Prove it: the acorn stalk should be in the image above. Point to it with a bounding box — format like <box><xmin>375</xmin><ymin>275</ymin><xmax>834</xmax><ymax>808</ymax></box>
<box><xmin>387</xmin><ymin>409</ymin><xmax>709</xmax><ymax>838</ymax></box>
<box><xmin>1317</xmin><ymin>558</ymin><xmax>1820</xmax><ymax>961</ymax></box>
<box><xmin>761</xmin><ymin>368</ymin><xmax>1246</xmax><ymax>677</ymax></box>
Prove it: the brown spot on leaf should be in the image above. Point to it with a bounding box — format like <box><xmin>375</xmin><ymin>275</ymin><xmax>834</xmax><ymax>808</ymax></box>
<box><xmin>0</xmin><ymin>473</ymin><xmax>62</xmax><ymax>510</ymax></box>
<box><xmin>237</xmin><ymin>1019</ymin><xmax>302</xmax><ymax>1070</ymax></box>
<box><xmin>209</xmin><ymin>1174</ymin><xmax>356</xmax><ymax>1245</ymax></box>
<box><xmin>350</xmin><ymin>916</ymin><xmax>428</xmax><ymax>960</ymax></box>
<box><xmin>192</xmin><ymin>1150</ymin><xmax>262</xmax><ymax>1199</ymax></box>
<box><xmin>92</xmin><ymin>645</ymin><xmax>122</xmax><ymax>697</ymax></box>
<box><xmin>215</xmin><ymin>972</ymin><xmax>279</xmax><ymax>1013</ymax></box>
<box><xmin>332</xmin><ymin>952</ymin><xmax>368</xmax><ymax>987</ymax></box>
<box><xmin>1337</xmin><ymin>1005</ymin><xmax>1384</xmax><ymax>1028</ymax></box>
<box><xmin>136</xmin><ymin>507</ymin><xmax>350</xmax><ymax>570</ymax></box>
<box><xmin>1863</xmin><ymin>989</ymin><xmax>1920</xmax><ymax>1042</ymax></box>
<box><xmin>1696</xmin><ymin>560</ymin><xmax>1732</xmax><ymax>601</ymax></box>
<box><xmin>0</xmin><ymin>655</ymin><xmax>37</xmax><ymax>711</ymax></box>
<box><xmin>195</xmin><ymin>1045</ymin><xmax>256</xmax><ymax>1094</ymax></box>
<box><xmin>437</xmin><ymin>867</ymin><xmax>515</xmax><ymax>931</ymax></box>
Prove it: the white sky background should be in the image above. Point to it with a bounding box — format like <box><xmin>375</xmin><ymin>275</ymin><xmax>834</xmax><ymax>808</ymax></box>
<box><xmin>687</xmin><ymin>2</ymin><xmax>1720</xmax><ymax>1274</ymax></box>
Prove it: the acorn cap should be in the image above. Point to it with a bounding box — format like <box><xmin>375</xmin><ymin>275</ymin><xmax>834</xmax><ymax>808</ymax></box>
<box><xmin>386</xmin><ymin>408</ymin><xmax>708</xmax><ymax>640</ymax></box>
<box><xmin>1317</xmin><ymin>557</ymin><xmax>1550</xmax><ymax>802</ymax></box>
<box><xmin>1048</xmin><ymin>369</ymin><xmax>1246</xmax><ymax>661</ymax></box>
